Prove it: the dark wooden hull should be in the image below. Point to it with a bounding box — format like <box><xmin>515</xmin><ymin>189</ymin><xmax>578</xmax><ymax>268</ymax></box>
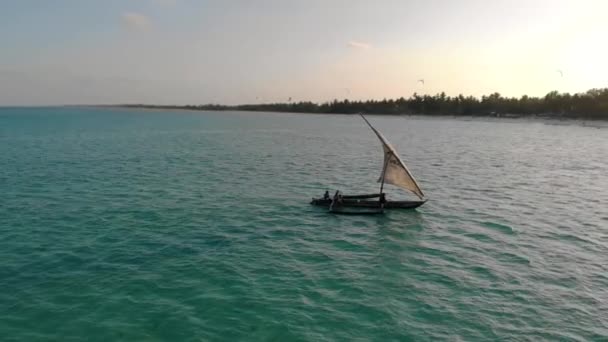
<box><xmin>329</xmin><ymin>206</ymin><xmax>384</xmax><ymax>215</ymax></box>
<box><xmin>311</xmin><ymin>198</ymin><xmax>426</xmax><ymax>209</ymax></box>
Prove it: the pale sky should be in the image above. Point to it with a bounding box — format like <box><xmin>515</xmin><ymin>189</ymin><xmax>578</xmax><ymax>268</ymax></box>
<box><xmin>1</xmin><ymin>0</ymin><xmax>607</xmax><ymax>105</ymax></box>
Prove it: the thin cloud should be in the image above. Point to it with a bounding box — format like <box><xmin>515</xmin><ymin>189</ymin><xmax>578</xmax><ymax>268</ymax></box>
<box><xmin>153</xmin><ymin>0</ymin><xmax>177</xmax><ymax>6</ymax></box>
<box><xmin>348</xmin><ymin>40</ymin><xmax>372</xmax><ymax>49</ymax></box>
<box><xmin>121</xmin><ymin>12</ymin><xmax>151</xmax><ymax>32</ymax></box>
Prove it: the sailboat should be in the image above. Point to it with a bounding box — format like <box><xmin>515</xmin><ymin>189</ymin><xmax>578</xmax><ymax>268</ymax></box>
<box><xmin>311</xmin><ymin>114</ymin><xmax>427</xmax><ymax>213</ymax></box>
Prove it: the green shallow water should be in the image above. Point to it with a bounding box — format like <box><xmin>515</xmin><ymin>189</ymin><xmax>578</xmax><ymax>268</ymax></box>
<box><xmin>1</xmin><ymin>107</ymin><xmax>607</xmax><ymax>341</ymax></box>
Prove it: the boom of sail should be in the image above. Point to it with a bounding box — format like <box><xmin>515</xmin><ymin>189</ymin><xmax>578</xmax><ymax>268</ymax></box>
<box><xmin>360</xmin><ymin>114</ymin><xmax>425</xmax><ymax>200</ymax></box>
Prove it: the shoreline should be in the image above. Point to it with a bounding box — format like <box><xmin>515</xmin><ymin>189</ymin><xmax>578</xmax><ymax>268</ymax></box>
<box><xmin>84</xmin><ymin>105</ymin><xmax>608</xmax><ymax>122</ymax></box>
<box><xmin>3</xmin><ymin>104</ymin><xmax>606</xmax><ymax>123</ymax></box>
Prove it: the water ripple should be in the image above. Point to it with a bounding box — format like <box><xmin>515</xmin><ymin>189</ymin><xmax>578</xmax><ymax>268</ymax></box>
<box><xmin>1</xmin><ymin>108</ymin><xmax>607</xmax><ymax>341</ymax></box>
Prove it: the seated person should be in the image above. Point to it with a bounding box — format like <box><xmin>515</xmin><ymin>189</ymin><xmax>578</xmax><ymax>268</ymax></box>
<box><xmin>332</xmin><ymin>190</ymin><xmax>342</xmax><ymax>204</ymax></box>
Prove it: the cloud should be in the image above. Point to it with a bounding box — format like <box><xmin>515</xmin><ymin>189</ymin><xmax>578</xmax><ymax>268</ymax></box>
<box><xmin>348</xmin><ymin>40</ymin><xmax>372</xmax><ymax>49</ymax></box>
<box><xmin>153</xmin><ymin>0</ymin><xmax>177</xmax><ymax>5</ymax></box>
<box><xmin>121</xmin><ymin>12</ymin><xmax>151</xmax><ymax>32</ymax></box>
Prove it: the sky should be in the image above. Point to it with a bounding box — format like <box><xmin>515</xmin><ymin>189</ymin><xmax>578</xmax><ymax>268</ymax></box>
<box><xmin>1</xmin><ymin>0</ymin><xmax>607</xmax><ymax>105</ymax></box>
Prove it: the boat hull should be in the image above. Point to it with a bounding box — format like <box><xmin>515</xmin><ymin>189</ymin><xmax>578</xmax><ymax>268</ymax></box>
<box><xmin>329</xmin><ymin>206</ymin><xmax>384</xmax><ymax>215</ymax></box>
<box><xmin>311</xmin><ymin>198</ymin><xmax>426</xmax><ymax>209</ymax></box>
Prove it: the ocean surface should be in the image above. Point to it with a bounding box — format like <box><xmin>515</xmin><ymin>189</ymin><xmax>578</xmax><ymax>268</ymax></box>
<box><xmin>1</xmin><ymin>107</ymin><xmax>607</xmax><ymax>341</ymax></box>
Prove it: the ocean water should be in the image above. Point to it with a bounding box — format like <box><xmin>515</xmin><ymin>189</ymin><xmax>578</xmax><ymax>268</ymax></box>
<box><xmin>1</xmin><ymin>107</ymin><xmax>607</xmax><ymax>341</ymax></box>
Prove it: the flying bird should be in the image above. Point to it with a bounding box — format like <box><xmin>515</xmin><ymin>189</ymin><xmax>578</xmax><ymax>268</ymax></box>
<box><xmin>556</xmin><ymin>69</ymin><xmax>563</xmax><ymax>77</ymax></box>
<box><xmin>288</xmin><ymin>97</ymin><xmax>292</xmax><ymax>102</ymax></box>
<box><xmin>417</xmin><ymin>79</ymin><xmax>425</xmax><ymax>85</ymax></box>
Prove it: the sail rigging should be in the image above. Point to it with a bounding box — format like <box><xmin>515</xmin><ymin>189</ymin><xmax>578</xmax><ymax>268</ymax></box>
<box><xmin>360</xmin><ymin>114</ymin><xmax>425</xmax><ymax>200</ymax></box>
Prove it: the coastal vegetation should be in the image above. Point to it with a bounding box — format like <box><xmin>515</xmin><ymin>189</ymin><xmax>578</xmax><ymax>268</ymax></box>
<box><xmin>121</xmin><ymin>88</ymin><xmax>608</xmax><ymax>120</ymax></box>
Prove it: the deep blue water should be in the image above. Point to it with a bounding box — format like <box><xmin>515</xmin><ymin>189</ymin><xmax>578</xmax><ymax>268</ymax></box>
<box><xmin>1</xmin><ymin>107</ymin><xmax>607</xmax><ymax>341</ymax></box>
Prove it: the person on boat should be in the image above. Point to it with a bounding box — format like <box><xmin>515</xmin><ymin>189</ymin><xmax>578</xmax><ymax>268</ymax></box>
<box><xmin>330</xmin><ymin>190</ymin><xmax>340</xmax><ymax>211</ymax></box>
<box><xmin>332</xmin><ymin>190</ymin><xmax>342</xmax><ymax>205</ymax></box>
<box><xmin>323</xmin><ymin>191</ymin><xmax>330</xmax><ymax>200</ymax></box>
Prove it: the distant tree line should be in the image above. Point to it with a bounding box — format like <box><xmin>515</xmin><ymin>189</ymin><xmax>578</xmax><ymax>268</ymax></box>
<box><xmin>121</xmin><ymin>88</ymin><xmax>608</xmax><ymax>119</ymax></box>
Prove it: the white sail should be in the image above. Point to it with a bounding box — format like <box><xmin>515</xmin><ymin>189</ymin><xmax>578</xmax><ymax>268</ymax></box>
<box><xmin>360</xmin><ymin>114</ymin><xmax>425</xmax><ymax>200</ymax></box>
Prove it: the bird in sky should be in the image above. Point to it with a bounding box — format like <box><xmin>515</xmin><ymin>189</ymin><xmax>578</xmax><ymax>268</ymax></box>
<box><xmin>556</xmin><ymin>69</ymin><xmax>564</xmax><ymax>77</ymax></box>
<box><xmin>417</xmin><ymin>79</ymin><xmax>425</xmax><ymax>85</ymax></box>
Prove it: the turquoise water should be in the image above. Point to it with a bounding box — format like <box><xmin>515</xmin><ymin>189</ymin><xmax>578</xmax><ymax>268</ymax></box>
<box><xmin>1</xmin><ymin>107</ymin><xmax>607</xmax><ymax>341</ymax></box>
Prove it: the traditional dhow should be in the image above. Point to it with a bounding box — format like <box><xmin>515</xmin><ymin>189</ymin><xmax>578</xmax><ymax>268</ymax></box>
<box><xmin>311</xmin><ymin>114</ymin><xmax>427</xmax><ymax>213</ymax></box>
